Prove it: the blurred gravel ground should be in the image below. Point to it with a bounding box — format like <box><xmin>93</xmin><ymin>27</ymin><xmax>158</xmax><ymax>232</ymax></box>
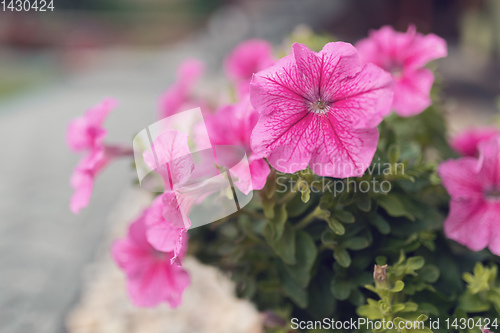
<box><xmin>65</xmin><ymin>190</ymin><xmax>263</xmax><ymax>333</ymax></box>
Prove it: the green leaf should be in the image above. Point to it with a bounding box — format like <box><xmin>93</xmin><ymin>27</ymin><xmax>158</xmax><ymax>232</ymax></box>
<box><xmin>459</xmin><ymin>290</ymin><xmax>491</xmax><ymax>313</ymax></box>
<box><xmin>264</xmin><ymin>170</ymin><xmax>276</xmax><ymax>199</ymax></box>
<box><xmin>406</xmin><ymin>256</ymin><xmax>425</xmax><ymax>271</ymax></box>
<box><xmin>370</xmin><ymin>214</ymin><xmax>391</xmax><ymax>235</ymax></box>
<box><xmin>391</xmin><ymin>280</ymin><xmax>405</xmax><ymax>292</ymax></box>
<box><xmin>335</xmin><ymin>210</ymin><xmax>355</xmax><ymax>223</ymax></box>
<box><xmin>321</xmin><ymin>230</ymin><xmax>337</xmax><ymax>245</ymax></box>
<box><xmin>388</xmin><ymin>144</ymin><xmax>400</xmax><ymax>165</ymax></box>
<box><xmin>391</xmin><ymin>303</ymin><xmax>406</xmax><ymax>313</ymax></box>
<box><xmin>270</xmin><ymin>204</ymin><xmax>288</xmax><ymax>241</ymax></box>
<box><xmin>377</xmin><ymin>194</ymin><xmax>415</xmax><ymax>221</ymax></box>
<box><xmin>357</xmin><ymin>194</ymin><xmax>372</xmax><ymax>212</ymax></box>
<box><xmin>348</xmin><ymin>288</ymin><xmax>366</xmax><ymax>306</ymax></box>
<box><xmin>284</xmin><ymin>232</ymin><xmax>317</xmax><ymax>288</ymax></box>
<box><xmin>278</xmin><ymin>263</ymin><xmax>308</xmax><ymax>308</ymax></box>
<box><xmin>262</xmin><ymin>194</ymin><xmax>275</xmax><ymax>219</ymax></box>
<box><xmin>330</xmin><ymin>276</ymin><xmax>352</xmax><ymax>300</ymax></box>
<box><xmin>307</xmin><ymin>266</ymin><xmax>337</xmax><ymax>319</ymax></box>
<box><xmin>417</xmin><ymin>302</ymin><xmax>439</xmax><ymax>316</ymax></box>
<box><xmin>418</xmin><ymin>265</ymin><xmax>440</xmax><ymax>283</ymax></box>
<box><xmin>300</xmin><ymin>182</ymin><xmax>311</xmax><ymax>203</ymax></box>
<box><xmin>327</xmin><ymin>217</ymin><xmax>345</xmax><ymax>235</ymax></box>
<box><xmin>342</xmin><ymin>237</ymin><xmax>370</xmax><ymax>250</ymax></box>
<box><xmin>268</xmin><ymin>225</ymin><xmax>296</xmax><ymax>265</ymax></box>
<box><xmin>357</xmin><ymin>301</ymin><xmax>384</xmax><ymax>320</ymax></box>
<box><xmin>287</xmin><ymin>190</ymin><xmax>314</xmax><ymax>217</ymax></box>
<box><xmin>334</xmin><ymin>248</ymin><xmax>351</xmax><ymax>268</ymax></box>
<box><xmin>416</xmin><ymin>314</ymin><xmax>428</xmax><ymax>322</ymax></box>
<box><xmin>401</xmin><ymin>302</ymin><xmax>418</xmax><ymax>312</ymax></box>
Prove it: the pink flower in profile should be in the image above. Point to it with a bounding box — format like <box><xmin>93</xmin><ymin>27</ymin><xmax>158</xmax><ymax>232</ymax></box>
<box><xmin>450</xmin><ymin>127</ymin><xmax>500</xmax><ymax>157</ymax></box>
<box><xmin>250</xmin><ymin>42</ymin><xmax>393</xmax><ymax>177</ymax></box>
<box><xmin>439</xmin><ymin>136</ymin><xmax>500</xmax><ymax>255</ymax></box>
<box><xmin>145</xmin><ymin>194</ymin><xmax>189</xmax><ymax>261</ymax></box>
<box><xmin>112</xmin><ymin>210</ymin><xmax>190</xmax><ymax>308</ymax></box>
<box><xmin>66</xmin><ymin>98</ymin><xmax>118</xmax><ymax>152</ymax></box>
<box><xmin>70</xmin><ymin>148</ymin><xmax>110</xmax><ymax>214</ymax></box>
<box><xmin>142</xmin><ymin>130</ymin><xmax>194</xmax><ymax>260</ymax></box>
<box><xmin>224</xmin><ymin>39</ymin><xmax>275</xmax><ymax>96</ymax></box>
<box><xmin>206</xmin><ymin>96</ymin><xmax>270</xmax><ymax>193</ymax></box>
<box><xmin>356</xmin><ymin>25</ymin><xmax>447</xmax><ymax>117</ymax></box>
<box><xmin>159</xmin><ymin>59</ymin><xmax>205</xmax><ymax>119</ymax></box>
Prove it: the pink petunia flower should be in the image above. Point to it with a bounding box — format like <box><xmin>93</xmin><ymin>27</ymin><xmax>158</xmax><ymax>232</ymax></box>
<box><xmin>112</xmin><ymin>210</ymin><xmax>190</xmax><ymax>308</ymax></box>
<box><xmin>356</xmin><ymin>25</ymin><xmax>447</xmax><ymax>117</ymax></box>
<box><xmin>224</xmin><ymin>39</ymin><xmax>275</xmax><ymax>97</ymax></box>
<box><xmin>66</xmin><ymin>98</ymin><xmax>118</xmax><ymax>152</ymax></box>
<box><xmin>205</xmin><ymin>96</ymin><xmax>270</xmax><ymax>193</ymax></box>
<box><xmin>249</xmin><ymin>42</ymin><xmax>393</xmax><ymax>178</ymax></box>
<box><xmin>70</xmin><ymin>145</ymin><xmax>133</xmax><ymax>214</ymax></box>
<box><xmin>450</xmin><ymin>127</ymin><xmax>500</xmax><ymax>157</ymax></box>
<box><xmin>158</xmin><ymin>59</ymin><xmax>205</xmax><ymax>119</ymax></box>
<box><xmin>70</xmin><ymin>147</ymin><xmax>110</xmax><ymax>214</ymax></box>
<box><xmin>439</xmin><ymin>136</ymin><xmax>500</xmax><ymax>255</ymax></box>
<box><xmin>141</xmin><ymin>130</ymin><xmax>194</xmax><ymax>258</ymax></box>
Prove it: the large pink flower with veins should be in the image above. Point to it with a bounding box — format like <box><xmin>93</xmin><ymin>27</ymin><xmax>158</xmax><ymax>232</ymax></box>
<box><xmin>112</xmin><ymin>210</ymin><xmax>190</xmax><ymax>308</ymax></box>
<box><xmin>356</xmin><ymin>25</ymin><xmax>447</xmax><ymax>117</ymax></box>
<box><xmin>250</xmin><ymin>42</ymin><xmax>393</xmax><ymax>178</ymax></box>
<box><xmin>450</xmin><ymin>127</ymin><xmax>500</xmax><ymax>157</ymax></box>
<box><xmin>439</xmin><ymin>136</ymin><xmax>500</xmax><ymax>255</ymax></box>
<box><xmin>206</xmin><ymin>95</ymin><xmax>270</xmax><ymax>193</ymax></box>
<box><xmin>66</xmin><ymin>98</ymin><xmax>118</xmax><ymax>152</ymax></box>
<box><xmin>224</xmin><ymin>39</ymin><xmax>275</xmax><ymax>97</ymax></box>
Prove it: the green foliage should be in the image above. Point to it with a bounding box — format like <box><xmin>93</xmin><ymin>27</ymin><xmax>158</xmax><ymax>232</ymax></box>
<box><xmin>459</xmin><ymin>263</ymin><xmax>500</xmax><ymax>314</ymax></box>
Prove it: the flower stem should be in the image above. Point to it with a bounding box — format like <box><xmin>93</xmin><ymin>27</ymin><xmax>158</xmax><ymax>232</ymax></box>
<box><xmin>277</xmin><ymin>178</ymin><xmax>299</xmax><ymax>205</ymax></box>
<box><xmin>294</xmin><ymin>206</ymin><xmax>322</xmax><ymax>230</ymax></box>
<box><xmin>240</xmin><ymin>208</ymin><xmax>266</xmax><ymax>220</ymax></box>
<box><xmin>105</xmin><ymin>144</ymin><xmax>134</xmax><ymax>157</ymax></box>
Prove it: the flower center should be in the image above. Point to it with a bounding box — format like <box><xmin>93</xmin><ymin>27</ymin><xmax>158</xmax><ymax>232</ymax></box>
<box><xmin>151</xmin><ymin>248</ymin><xmax>167</xmax><ymax>260</ymax></box>
<box><xmin>386</xmin><ymin>60</ymin><xmax>404</xmax><ymax>78</ymax></box>
<box><xmin>308</xmin><ymin>99</ymin><xmax>330</xmax><ymax>114</ymax></box>
<box><xmin>484</xmin><ymin>188</ymin><xmax>500</xmax><ymax>201</ymax></box>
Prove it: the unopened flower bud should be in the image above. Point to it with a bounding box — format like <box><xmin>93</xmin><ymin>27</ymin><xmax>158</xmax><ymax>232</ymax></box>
<box><xmin>373</xmin><ymin>264</ymin><xmax>387</xmax><ymax>282</ymax></box>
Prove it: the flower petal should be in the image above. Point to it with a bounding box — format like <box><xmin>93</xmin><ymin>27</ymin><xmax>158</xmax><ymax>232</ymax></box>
<box><xmin>444</xmin><ymin>199</ymin><xmax>491</xmax><ymax>252</ymax></box>
<box><xmin>438</xmin><ymin>157</ymin><xmax>483</xmax><ymax>199</ymax></box>
<box><xmin>477</xmin><ymin>136</ymin><xmax>500</xmax><ymax>190</ymax></box>
<box><xmin>143</xmin><ymin>130</ymin><xmax>194</xmax><ymax>191</ymax></box>
<box><xmin>392</xmin><ymin>68</ymin><xmax>434</xmax><ymax>116</ymax></box>
<box><xmin>250</xmin><ymin>54</ymin><xmax>311</xmax><ymax>117</ymax></box>
<box><xmin>451</xmin><ymin>127</ymin><xmax>500</xmax><ymax>157</ymax></box>
<box><xmin>405</xmin><ymin>31</ymin><xmax>447</xmax><ymax>70</ymax></box>
<box><xmin>310</xmin><ymin>115</ymin><xmax>379</xmax><ymax>177</ymax></box>
<box><xmin>331</xmin><ymin>63</ymin><xmax>393</xmax><ymax>128</ymax></box>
